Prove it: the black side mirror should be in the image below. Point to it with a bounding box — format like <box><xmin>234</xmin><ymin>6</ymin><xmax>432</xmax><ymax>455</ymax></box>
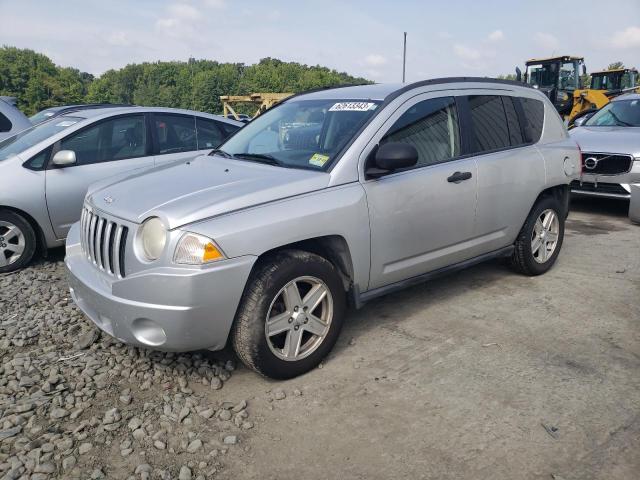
<box><xmin>515</xmin><ymin>66</ymin><xmax>522</xmax><ymax>82</ymax></box>
<box><xmin>366</xmin><ymin>142</ymin><xmax>418</xmax><ymax>178</ymax></box>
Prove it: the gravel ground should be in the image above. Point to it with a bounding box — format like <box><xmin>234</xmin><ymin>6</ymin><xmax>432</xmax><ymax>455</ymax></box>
<box><xmin>0</xmin><ymin>256</ymin><xmax>253</xmax><ymax>480</ymax></box>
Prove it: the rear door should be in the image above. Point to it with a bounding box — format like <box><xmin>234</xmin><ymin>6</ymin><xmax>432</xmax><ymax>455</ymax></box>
<box><xmin>467</xmin><ymin>94</ymin><xmax>546</xmax><ymax>252</ymax></box>
<box><xmin>361</xmin><ymin>94</ymin><xmax>478</xmax><ymax>289</ymax></box>
<box><xmin>45</xmin><ymin>114</ymin><xmax>154</xmax><ymax>238</ymax></box>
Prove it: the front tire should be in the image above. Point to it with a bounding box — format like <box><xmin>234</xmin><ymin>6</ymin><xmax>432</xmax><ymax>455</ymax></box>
<box><xmin>510</xmin><ymin>196</ymin><xmax>565</xmax><ymax>276</ymax></box>
<box><xmin>0</xmin><ymin>210</ymin><xmax>36</xmax><ymax>273</ymax></box>
<box><xmin>231</xmin><ymin>249</ymin><xmax>346</xmax><ymax>379</ymax></box>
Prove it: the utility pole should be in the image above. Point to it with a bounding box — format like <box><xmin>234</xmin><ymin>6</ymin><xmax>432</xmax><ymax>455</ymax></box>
<box><xmin>402</xmin><ymin>32</ymin><xmax>407</xmax><ymax>83</ymax></box>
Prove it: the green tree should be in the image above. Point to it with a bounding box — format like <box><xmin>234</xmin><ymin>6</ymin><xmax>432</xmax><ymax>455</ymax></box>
<box><xmin>1</xmin><ymin>46</ymin><xmax>371</xmax><ymax>115</ymax></box>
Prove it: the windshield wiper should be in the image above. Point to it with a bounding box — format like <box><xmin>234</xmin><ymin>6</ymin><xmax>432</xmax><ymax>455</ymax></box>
<box><xmin>233</xmin><ymin>153</ymin><xmax>284</xmax><ymax>167</ymax></box>
<box><xmin>208</xmin><ymin>149</ymin><xmax>233</xmax><ymax>158</ymax></box>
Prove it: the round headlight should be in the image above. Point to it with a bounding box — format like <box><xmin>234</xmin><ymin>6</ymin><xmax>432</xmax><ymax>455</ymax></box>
<box><xmin>139</xmin><ymin>217</ymin><xmax>166</xmax><ymax>261</ymax></box>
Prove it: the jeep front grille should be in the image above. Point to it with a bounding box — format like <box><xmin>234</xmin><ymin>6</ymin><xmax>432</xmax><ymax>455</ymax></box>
<box><xmin>80</xmin><ymin>207</ymin><xmax>128</xmax><ymax>278</ymax></box>
<box><xmin>581</xmin><ymin>152</ymin><xmax>633</xmax><ymax>175</ymax></box>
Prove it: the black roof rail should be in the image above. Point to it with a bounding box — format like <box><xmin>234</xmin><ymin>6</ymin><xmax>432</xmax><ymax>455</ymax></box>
<box><xmin>383</xmin><ymin>76</ymin><xmax>532</xmax><ymax>104</ymax></box>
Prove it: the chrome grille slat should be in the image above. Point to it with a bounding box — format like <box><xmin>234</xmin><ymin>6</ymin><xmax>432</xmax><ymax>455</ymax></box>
<box><xmin>80</xmin><ymin>207</ymin><xmax>128</xmax><ymax>278</ymax></box>
<box><xmin>103</xmin><ymin>221</ymin><xmax>113</xmax><ymax>273</ymax></box>
<box><xmin>88</xmin><ymin>214</ymin><xmax>97</xmax><ymax>263</ymax></box>
<box><xmin>95</xmin><ymin>218</ymin><xmax>104</xmax><ymax>269</ymax></box>
<box><xmin>113</xmin><ymin>225</ymin><xmax>124</xmax><ymax>278</ymax></box>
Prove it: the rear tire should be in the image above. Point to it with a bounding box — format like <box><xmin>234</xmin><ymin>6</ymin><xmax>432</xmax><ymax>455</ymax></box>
<box><xmin>0</xmin><ymin>210</ymin><xmax>36</xmax><ymax>273</ymax></box>
<box><xmin>510</xmin><ymin>196</ymin><xmax>565</xmax><ymax>276</ymax></box>
<box><xmin>231</xmin><ymin>249</ymin><xmax>346</xmax><ymax>379</ymax></box>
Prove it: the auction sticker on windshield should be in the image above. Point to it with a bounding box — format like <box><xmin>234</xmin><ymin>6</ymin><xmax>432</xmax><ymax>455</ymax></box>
<box><xmin>329</xmin><ymin>102</ymin><xmax>377</xmax><ymax>112</ymax></box>
<box><xmin>55</xmin><ymin>120</ymin><xmax>78</xmax><ymax>127</ymax></box>
<box><xmin>309</xmin><ymin>153</ymin><xmax>330</xmax><ymax>167</ymax></box>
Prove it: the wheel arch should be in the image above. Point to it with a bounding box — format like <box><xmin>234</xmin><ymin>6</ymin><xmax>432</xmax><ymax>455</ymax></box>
<box><xmin>515</xmin><ymin>183</ymin><xmax>570</xmax><ymax>239</ymax></box>
<box><xmin>0</xmin><ymin>205</ymin><xmax>47</xmax><ymax>257</ymax></box>
<box><xmin>252</xmin><ymin>235</ymin><xmax>355</xmax><ymax>293</ymax></box>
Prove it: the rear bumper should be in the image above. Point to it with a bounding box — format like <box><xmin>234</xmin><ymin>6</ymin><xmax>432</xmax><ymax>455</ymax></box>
<box><xmin>65</xmin><ymin>223</ymin><xmax>256</xmax><ymax>352</ymax></box>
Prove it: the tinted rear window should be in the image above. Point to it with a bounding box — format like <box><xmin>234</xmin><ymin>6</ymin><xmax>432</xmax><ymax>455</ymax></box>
<box><xmin>519</xmin><ymin>97</ymin><xmax>544</xmax><ymax>143</ymax></box>
<box><xmin>502</xmin><ymin>97</ymin><xmax>524</xmax><ymax>146</ymax></box>
<box><xmin>0</xmin><ymin>112</ymin><xmax>11</xmax><ymax>132</ymax></box>
<box><xmin>468</xmin><ymin>95</ymin><xmax>510</xmax><ymax>153</ymax></box>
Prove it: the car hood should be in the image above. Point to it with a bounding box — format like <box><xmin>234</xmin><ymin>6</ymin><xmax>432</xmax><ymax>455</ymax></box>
<box><xmin>87</xmin><ymin>155</ymin><xmax>330</xmax><ymax>229</ymax></box>
<box><xmin>569</xmin><ymin>126</ymin><xmax>640</xmax><ymax>158</ymax></box>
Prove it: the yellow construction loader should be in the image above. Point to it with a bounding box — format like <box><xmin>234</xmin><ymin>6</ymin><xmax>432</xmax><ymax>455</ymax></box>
<box><xmin>568</xmin><ymin>68</ymin><xmax>639</xmax><ymax>126</ymax></box>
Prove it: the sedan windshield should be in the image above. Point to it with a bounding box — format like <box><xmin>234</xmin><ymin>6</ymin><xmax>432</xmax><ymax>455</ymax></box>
<box><xmin>585</xmin><ymin>99</ymin><xmax>640</xmax><ymax>127</ymax></box>
<box><xmin>0</xmin><ymin>116</ymin><xmax>82</xmax><ymax>161</ymax></box>
<box><xmin>219</xmin><ymin>99</ymin><xmax>381</xmax><ymax>170</ymax></box>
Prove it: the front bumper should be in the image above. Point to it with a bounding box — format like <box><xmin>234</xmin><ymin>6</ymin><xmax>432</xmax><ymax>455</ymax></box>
<box><xmin>571</xmin><ymin>161</ymin><xmax>640</xmax><ymax>200</ymax></box>
<box><xmin>65</xmin><ymin>223</ymin><xmax>256</xmax><ymax>352</ymax></box>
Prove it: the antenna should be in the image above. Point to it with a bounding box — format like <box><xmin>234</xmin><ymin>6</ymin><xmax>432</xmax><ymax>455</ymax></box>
<box><xmin>402</xmin><ymin>32</ymin><xmax>407</xmax><ymax>83</ymax></box>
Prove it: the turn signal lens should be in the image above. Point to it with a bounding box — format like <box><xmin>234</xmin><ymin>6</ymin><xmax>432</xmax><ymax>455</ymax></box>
<box><xmin>174</xmin><ymin>232</ymin><xmax>225</xmax><ymax>265</ymax></box>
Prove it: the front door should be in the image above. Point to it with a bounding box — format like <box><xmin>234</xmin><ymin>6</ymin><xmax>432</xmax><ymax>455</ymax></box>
<box><xmin>46</xmin><ymin>114</ymin><xmax>154</xmax><ymax>238</ymax></box>
<box><xmin>361</xmin><ymin>94</ymin><xmax>478</xmax><ymax>290</ymax></box>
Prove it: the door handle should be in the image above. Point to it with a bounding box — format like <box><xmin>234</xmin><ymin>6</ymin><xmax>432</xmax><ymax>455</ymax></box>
<box><xmin>447</xmin><ymin>171</ymin><xmax>472</xmax><ymax>183</ymax></box>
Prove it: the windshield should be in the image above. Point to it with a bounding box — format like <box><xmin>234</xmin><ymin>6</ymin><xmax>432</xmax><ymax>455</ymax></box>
<box><xmin>585</xmin><ymin>99</ymin><xmax>640</xmax><ymax>127</ymax></box>
<box><xmin>526</xmin><ymin>63</ymin><xmax>557</xmax><ymax>88</ymax></box>
<box><xmin>219</xmin><ymin>99</ymin><xmax>381</xmax><ymax>170</ymax></box>
<box><xmin>526</xmin><ymin>61</ymin><xmax>579</xmax><ymax>90</ymax></box>
<box><xmin>0</xmin><ymin>116</ymin><xmax>82</xmax><ymax>161</ymax></box>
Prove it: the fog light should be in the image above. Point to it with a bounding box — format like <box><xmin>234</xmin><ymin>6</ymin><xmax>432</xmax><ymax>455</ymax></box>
<box><xmin>131</xmin><ymin>318</ymin><xmax>166</xmax><ymax>346</ymax></box>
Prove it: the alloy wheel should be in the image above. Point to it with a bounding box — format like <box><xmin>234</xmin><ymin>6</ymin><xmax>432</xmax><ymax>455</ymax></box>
<box><xmin>531</xmin><ymin>209</ymin><xmax>559</xmax><ymax>264</ymax></box>
<box><xmin>265</xmin><ymin>275</ymin><xmax>334</xmax><ymax>361</ymax></box>
<box><xmin>0</xmin><ymin>220</ymin><xmax>26</xmax><ymax>268</ymax></box>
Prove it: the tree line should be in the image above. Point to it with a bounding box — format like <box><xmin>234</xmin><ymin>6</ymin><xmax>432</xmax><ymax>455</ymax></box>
<box><xmin>0</xmin><ymin>46</ymin><xmax>371</xmax><ymax>116</ymax></box>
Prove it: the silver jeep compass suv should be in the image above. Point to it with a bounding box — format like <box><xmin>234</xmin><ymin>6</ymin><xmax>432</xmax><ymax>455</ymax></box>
<box><xmin>66</xmin><ymin>78</ymin><xmax>580</xmax><ymax>379</ymax></box>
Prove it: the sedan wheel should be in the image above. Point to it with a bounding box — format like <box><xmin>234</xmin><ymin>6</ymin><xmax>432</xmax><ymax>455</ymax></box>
<box><xmin>0</xmin><ymin>220</ymin><xmax>26</xmax><ymax>268</ymax></box>
<box><xmin>265</xmin><ymin>276</ymin><xmax>334</xmax><ymax>361</ymax></box>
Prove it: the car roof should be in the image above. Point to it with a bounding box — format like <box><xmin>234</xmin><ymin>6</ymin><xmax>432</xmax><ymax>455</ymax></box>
<box><xmin>59</xmin><ymin>106</ymin><xmax>243</xmax><ymax>126</ymax></box>
<box><xmin>612</xmin><ymin>93</ymin><xmax>640</xmax><ymax>102</ymax></box>
<box><xmin>291</xmin><ymin>77</ymin><xmax>533</xmax><ymax>102</ymax></box>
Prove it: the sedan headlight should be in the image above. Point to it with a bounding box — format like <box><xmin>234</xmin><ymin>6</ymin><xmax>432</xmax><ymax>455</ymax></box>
<box><xmin>137</xmin><ymin>217</ymin><xmax>167</xmax><ymax>261</ymax></box>
<box><xmin>174</xmin><ymin>232</ymin><xmax>225</xmax><ymax>265</ymax></box>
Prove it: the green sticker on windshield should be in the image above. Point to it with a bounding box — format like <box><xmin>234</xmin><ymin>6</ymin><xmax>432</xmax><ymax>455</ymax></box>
<box><xmin>309</xmin><ymin>153</ymin><xmax>330</xmax><ymax>167</ymax></box>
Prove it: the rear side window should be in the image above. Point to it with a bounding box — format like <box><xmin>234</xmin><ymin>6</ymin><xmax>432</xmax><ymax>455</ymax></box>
<box><xmin>0</xmin><ymin>112</ymin><xmax>12</xmax><ymax>132</ymax></box>
<box><xmin>502</xmin><ymin>97</ymin><xmax>524</xmax><ymax>146</ymax></box>
<box><xmin>154</xmin><ymin>114</ymin><xmax>197</xmax><ymax>154</ymax></box>
<box><xmin>219</xmin><ymin>121</ymin><xmax>241</xmax><ymax>137</ymax></box>
<box><xmin>195</xmin><ymin>117</ymin><xmax>224</xmax><ymax>150</ymax></box>
<box><xmin>519</xmin><ymin>97</ymin><xmax>544</xmax><ymax>143</ymax></box>
<box><xmin>468</xmin><ymin>95</ymin><xmax>510</xmax><ymax>153</ymax></box>
<box><xmin>381</xmin><ymin>96</ymin><xmax>460</xmax><ymax>167</ymax></box>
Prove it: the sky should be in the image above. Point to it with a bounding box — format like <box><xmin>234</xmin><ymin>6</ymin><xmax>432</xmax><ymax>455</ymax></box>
<box><xmin>1</xmin><ymin>0</ymin><xmax>639</xmax><ymax>82</ymax></box>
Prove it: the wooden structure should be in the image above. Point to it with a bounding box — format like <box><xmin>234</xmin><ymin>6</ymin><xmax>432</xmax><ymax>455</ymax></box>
<box><xmin>220</xmin><ymin>92</ymin><xmax>293</xmax><ymax>120</ymax></box>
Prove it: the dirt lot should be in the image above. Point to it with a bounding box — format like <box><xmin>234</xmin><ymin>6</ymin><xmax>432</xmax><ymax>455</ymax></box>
<box><xmin>1</xmin><ymin>198</ymin><xmax>639</xmax><ymax>480</ymax></box>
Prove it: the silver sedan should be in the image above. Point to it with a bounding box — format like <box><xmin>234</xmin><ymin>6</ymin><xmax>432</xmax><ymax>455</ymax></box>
<box><xmin>0</xmin><ymin>107</ymin><xmax>241</xmax><ymax>272</ymax></box>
